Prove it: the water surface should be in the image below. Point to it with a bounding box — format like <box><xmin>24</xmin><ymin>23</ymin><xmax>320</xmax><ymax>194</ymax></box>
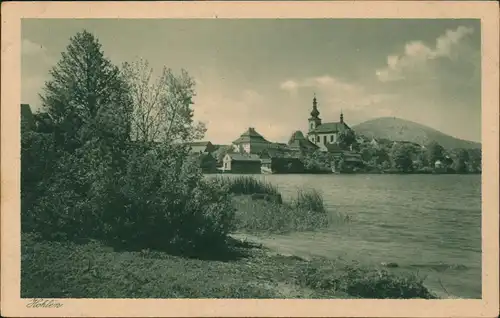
<box><xmin>222</xmin><ymin>174</ymin><xmax>482</xmax><ymax>298</ymax></box>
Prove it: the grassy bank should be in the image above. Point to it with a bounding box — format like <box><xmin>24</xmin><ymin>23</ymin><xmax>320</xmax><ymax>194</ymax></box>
<box><xmin>22</xmin><ymin>175</ymin><xmax>436</xmax><ymax>299</ymax></box>
<box><xmin>22</xmin><ymin>233</ymin><xmax>436</xmax><ymax>299</ymax></box>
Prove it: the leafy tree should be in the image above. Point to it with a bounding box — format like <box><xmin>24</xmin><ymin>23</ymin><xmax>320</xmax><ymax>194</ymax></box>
<box><xmin>121</xmin><ymin>58</ymin><xmax>206</xmax><ymax>144</ymax></box>
<box><xmin>450</xmin><ymin>148</ymin><xmax>469</xmax><ymax>173</ymax></box>
<box><xmin>425</xmin><ymin>141</ymin><xmax>445</xmax><ymax>166</ymax></box>
<box><xmin>467</xmin><ymin>148</ymin><xmax>482</xmax><ymax>173</ymax></box>
<box><xmin>390</xmin><ymin>143</ymin><xmax>414</xmax><ymax>172</ymax></box>
<box><xmin>41</xmin><ymin>30</ymin><xmax>132</xmax><ymax>152</ymax></box>
<box><xmin>338</xmin><ymin>129</ymin><xmax>356</xmax><ymax>150</ymax></box>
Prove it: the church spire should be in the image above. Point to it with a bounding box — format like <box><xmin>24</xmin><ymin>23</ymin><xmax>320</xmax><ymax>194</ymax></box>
<box><xmin>340</xmin><ymin>109</ymin><xmax>344</xmax><ymax>124</ymax></box>
<box><xmin>310</xmin><ymin>93</ymin><xmax>320</xmax><ymax>118</ymax></box>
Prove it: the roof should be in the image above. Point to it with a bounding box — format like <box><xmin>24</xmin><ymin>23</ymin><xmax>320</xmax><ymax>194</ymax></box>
<box><xmin>233</xmin><ymin>127</ymin><xmax>270</xmax><ymax>144</ymax></box>
<box><xmin>325</xmin><ymin>143</ymin><xmax>342</xmax><ymax>153</ymax></box>
<box><xmin>331</xmin><ymin>151</ymin><xmax>363</xmax><ymax>162</ymax></box>
<box><xmin>310</xmin><ymin>122</ymin><xmax>350</xmax><ymax>134</ymax></box>
<box><xmin>187</xmin><ymin>141</ymin><xmax>216</xmax><ymax>153</ymax></box>
<box><xmin>21</xmin><ymin>104</ymin><xmax>35</xmax><ymax>128</ymax></box>
<box><xmin>188</xmin><ymin>141</ymin><xmax>212</xmax><ymax>147</ymax></box>
<box><xmin>225</xmin><ymin>153</ymin><xmax>261</xmax><ymax>162</ymax></box>
<box><xmin>288</xmin><ymin>130</ymin><xmax>318</xmax><ymax>151</ymax></box>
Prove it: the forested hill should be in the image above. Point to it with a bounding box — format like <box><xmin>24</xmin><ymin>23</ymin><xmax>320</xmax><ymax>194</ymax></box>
<box><xmin>353</xmin><ymin>117</ymin><xmax>481</xmax><ymax>150</ymax></box>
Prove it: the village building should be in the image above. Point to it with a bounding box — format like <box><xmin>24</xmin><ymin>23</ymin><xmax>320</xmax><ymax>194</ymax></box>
<box><xmin>231</xmin><ymin>127</ymin><xmax>271</xmax><ymax>154</ymax></box>
<box><xmin>307</xmin><ymin>96</ymin><xmax>351</xmax><ymax>151</ymax></box>
<box><xmin>222</xmin><ymin>153</ymin><xmax>262</xmax><ymax>173</ymax></box>
<box><xmin>232</xmin><ymin>127</ymin><xmax>291</xmax><ymax>155</ymax></box>
<box><xmin>187</xmin><ymin>141</ymin><xmax>217</xmax><ymax>154</ymax></box>
<box><xmin>288</xmin><ymin>130</ymin><xmax>319</xmax><ymax>154</ymax></box>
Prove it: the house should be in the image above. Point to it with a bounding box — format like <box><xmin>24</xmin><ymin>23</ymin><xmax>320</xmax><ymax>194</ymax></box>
<box><xmin>306</xmin><ymin>95</ymin><xmax>352</xmax><ymax>151</ymax></box>
<box><xmin>259</xmin><ymin>148</ymin><xmax>304</xmax><ymax>173</ymax></box>
<box><xmin>287</xmin><ymin>130</ymin><xmax>318</xmax><ymax>154</ymax></box>
<box><xmin>198</xmin><ymin>153</ymin><xmax>218</xmax><ymax>173</ymax></box>
<box><xmin>187</xmin><ymin>141</ymin><xmax>216</xmax><ymax>154</ymax></box>
<box><xmin>232</xmin><ymin>127</ymin><xmax>272</xmax><ymax>154</ymax></box>
<box><xmin>21</xmin><ymin>104</ymin><xmax>35</xmax><ymax>131</ymax></box>
<box><xmin>222</xmin><ymin>153</ymin><xmax>261</xmax><ymax>174</ymax></box>
<box><xmin>329</xmin><ymin>148</ymin><xmax>364</xmax><ymax>172</ymax></box>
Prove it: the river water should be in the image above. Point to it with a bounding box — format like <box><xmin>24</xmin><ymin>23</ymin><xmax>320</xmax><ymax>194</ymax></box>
<box><xmin>219</xmin><ymin>173</ymin><xmax>482</xmax><ymax>299</ymax></box>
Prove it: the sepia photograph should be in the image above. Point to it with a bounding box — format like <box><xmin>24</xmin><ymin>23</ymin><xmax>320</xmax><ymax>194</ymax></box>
<box><xmin>2</xmin><ymin>1</ymin><xmax>499</xmax><ymax>317</ymax></box>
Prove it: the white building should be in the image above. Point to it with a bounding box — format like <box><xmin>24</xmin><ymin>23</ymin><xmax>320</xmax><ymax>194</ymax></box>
<box><xmin>306</xmin><ymin>95</ymin><xmax>352</xmax><ymax>151</ymax></box>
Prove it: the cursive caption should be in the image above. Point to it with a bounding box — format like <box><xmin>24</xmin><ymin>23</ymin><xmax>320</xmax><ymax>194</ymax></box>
<box><xmin>26</xmin><ymin>298</ymin><xmax>63</xmax><ymax>308</ymax></box>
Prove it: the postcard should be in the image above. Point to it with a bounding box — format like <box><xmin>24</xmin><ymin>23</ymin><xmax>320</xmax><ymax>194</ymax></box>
<box><xmin>1</xmin><ymin>1</ymin><xmax>499</xmax><ymax>317</ymax></box>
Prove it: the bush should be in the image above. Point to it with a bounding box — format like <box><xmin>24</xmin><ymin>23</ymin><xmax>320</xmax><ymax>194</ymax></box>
<box><xmin>21</xmin><ymin>131</ymin><xmax>60</xmax><ymax>230</ymax></box>
<box><xmin>24</xmin><ymin>141</ymin><xmax>236</xmax><ymax>254</ymax></box>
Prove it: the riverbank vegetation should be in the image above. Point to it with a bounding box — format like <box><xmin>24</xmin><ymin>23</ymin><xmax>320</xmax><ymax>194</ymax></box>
<box><xmin>21</xmin><ymin>30</ymin><xmax>436</xmax><ymax>299</ymax></box>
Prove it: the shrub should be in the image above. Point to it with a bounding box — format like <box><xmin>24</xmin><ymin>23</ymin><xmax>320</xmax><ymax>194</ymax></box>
<box><xmin>25</xmin><ymin>141</ymin><xmax>236</xmax><ymax>254</ymax></box>
<box><xmin>21</xmin><ymin>131</ymin><xmax>61</xmax><ymax>232</ymax></box>
<box><xmin>101</xmin><ymin>143</ymin><xmax>236</xmax><ymax>253</ymax></box>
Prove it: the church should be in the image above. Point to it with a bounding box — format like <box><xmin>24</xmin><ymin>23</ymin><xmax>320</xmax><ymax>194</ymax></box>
<box><xmin>307</xmin><ymin>95</ymin><xmax>351</xmax><ymax>151</ymax></box>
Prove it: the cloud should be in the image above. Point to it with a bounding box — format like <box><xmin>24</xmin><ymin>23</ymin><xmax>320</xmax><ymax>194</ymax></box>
<box><xmin>280</xmin><ymin>80</ymin><xmax>299</xmax><ymax>92</ymax></box>
<box><xmin>280</xmin><ymin>75</ymin><xmax>396</xmax><ymax>112</ymax></box>
<box><xmin>193</xmin><ymin>88</ymin><xmax>296</xmax><ymax>144</ymax></box>
<box><xmin>376</xmin><ymin>26</ymin><xmax>474</xmax><ymax>82</ymax></box>
<box><xmin>22</xmin><ymin>39</ymin><xmax>48</xmax><ymax>56</ymax></box>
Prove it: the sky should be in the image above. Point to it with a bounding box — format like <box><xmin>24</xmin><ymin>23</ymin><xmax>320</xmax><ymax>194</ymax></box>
<box><xmin>22</xmin><ymin>19</ymin><xmax>481</xmax><ymax>144</ymax></box>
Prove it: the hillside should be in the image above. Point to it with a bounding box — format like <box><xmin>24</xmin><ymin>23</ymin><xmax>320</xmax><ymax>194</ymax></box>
<box><xmin>352</xmin><ymin>117</ymin><xmax>481</xmax><ymax>150</ymax></box>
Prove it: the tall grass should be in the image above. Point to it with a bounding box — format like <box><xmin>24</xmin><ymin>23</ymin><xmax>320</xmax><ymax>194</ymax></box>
<box><xmin>292</xmin><ymin>188</ymin><xmax>326</xmax><ymax>214</ymax></box>
<box><xmin>233</xmin><ymin>196</ymin><xmax>330</xmax><ymax>234</ymax></box>
<box><xmin>214</xmin><ymin>175</ymin><xmax>281</xmax><ymax>197</ymax></box>
<box><xmin>213</xmin><ymin>175</ymin><xmax>351</xmax><ymax>233</ymax></box>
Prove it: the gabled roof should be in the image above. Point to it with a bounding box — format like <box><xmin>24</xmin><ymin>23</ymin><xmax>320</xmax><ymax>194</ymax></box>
<box><xmin>21</xmin><ymin>104</ymin><xmax>35</xmax><ymax>129</ymax></box>
<box><xmin>188</xmin><ymin>141</ymin><xmax>212</xmax><ymax>147</ymax></box>
<box><xmin>225</xmin><ymin>153</ymin><xmax>261</xmax><ymax>162</ymax></box>
<box><xmin>331</xmin><ymin>151</ymin><xmax>363</xmax><ymax>162</ymax></box>
<box><xmin>187</xmin><ymin>141</ymin><xmax>216</xmax><ymax>153</ymax></box>
<box><xmin>233</xmin><ymin>127</ymin><xmax>270</xmax><ymax>144</ymax></box>
<box><xmin>288</xmin><ymin>130</ymin><xmax>318</xmax><ymax>151</ymax></box>
<box><xmin>310</xmin><ymin>122</ymin><xmax>350</xmax><ymax>134</ymax></box>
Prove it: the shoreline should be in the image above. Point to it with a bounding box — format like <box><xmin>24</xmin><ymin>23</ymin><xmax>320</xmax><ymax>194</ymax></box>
<box><xmin>21</xmin><ymin>231</ymin><xmax>438</xmax><ymax>299</ymax></box>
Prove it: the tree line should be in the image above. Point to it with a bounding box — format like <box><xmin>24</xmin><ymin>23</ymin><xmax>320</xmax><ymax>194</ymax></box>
<box><xmin>302</xmin><ymin>129</ymin><xmax>481</xmax><ymax>174</ymax></box>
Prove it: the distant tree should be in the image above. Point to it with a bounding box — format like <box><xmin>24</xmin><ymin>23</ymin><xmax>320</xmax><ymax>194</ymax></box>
<box><xmin>450</xmin><ymin>148</ymin><xmax>469</xmax><ymax>173</ymax></box>
<box><xmin>360</xmin><ymin>146</ymin><xmax>373</xmax><ymax>162</ymax></box>
<box><xmin>41</xmin><ymin>30</ymin><xmax>133</xmax><ymax>152</ymax></box>
<box><xmin>338</xmin><ymin>129</ymin><xmax>356</xmax><ymax>150</ymax></box>
<box><xmin>390</xmin><ymin>143</ymin><xmax>414</xmax><ymax>172</ymax></box>
<box><xmin>121</xmin><ymin>58</ymin><xmax>206</xmax><ymax>144</ymax></box>
<box><xmin>425</xmin><ymin>141</ymin><xmax>445</xmax><ymax>165</ymax></box>
<box><xmin>467</xmin><ymin>148</ymin><xmax>482</xmax><ymax>173</ymax></box>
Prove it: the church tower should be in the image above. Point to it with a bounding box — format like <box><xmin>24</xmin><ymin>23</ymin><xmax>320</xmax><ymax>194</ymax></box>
<box><xmin>308</xmin><ymin>94</ymin><xmax>322</xmax><ymax>132</ymax></box>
